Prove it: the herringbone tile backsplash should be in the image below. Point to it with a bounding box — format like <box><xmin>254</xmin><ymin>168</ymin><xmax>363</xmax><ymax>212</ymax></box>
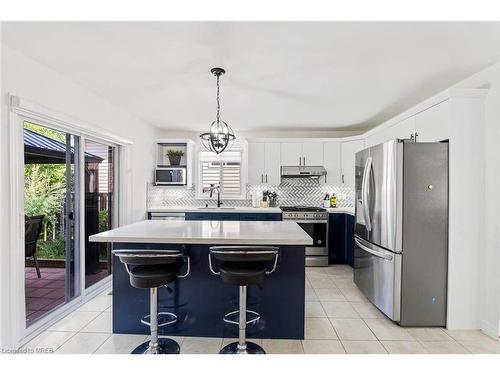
<box><xmin>147</xmin><ymin>178</ymin><xmax>354</xmax><ymax>208</ymax></box>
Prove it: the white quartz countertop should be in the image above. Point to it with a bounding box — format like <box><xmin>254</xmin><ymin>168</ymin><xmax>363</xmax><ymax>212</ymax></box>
<box><xmin>326</xmin><ymin>207</ymin><xmax>355</xmax><ymax>216</ymax></box>
<box><xmin>147</xmin><ymin>206</ymin><xmax>282</xmax><ymax>213</ymax></box>
<box><xmin>89</xmin><ymin>220</ymin><xmax>313</xmax><ymax>245</ymax></box>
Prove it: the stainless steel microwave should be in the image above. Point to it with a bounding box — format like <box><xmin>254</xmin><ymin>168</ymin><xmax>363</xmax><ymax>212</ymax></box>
<box><xmin>154</xmin><ymin>167</ymin><xmax>187</xmax><ymax>185</ymax></box>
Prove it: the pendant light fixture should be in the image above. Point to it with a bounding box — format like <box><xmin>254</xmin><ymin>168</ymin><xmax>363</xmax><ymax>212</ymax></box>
<box><xmin>200</xmin><ymin>67</ymin><xmax>235</xmax><ymax>154</ymax></box>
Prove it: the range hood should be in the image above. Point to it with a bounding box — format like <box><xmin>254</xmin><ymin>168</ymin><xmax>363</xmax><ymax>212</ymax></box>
<box><xmin>281</xmin><ymin>166</ymin><xmax>327</xmax><ymax>178</ymax></box>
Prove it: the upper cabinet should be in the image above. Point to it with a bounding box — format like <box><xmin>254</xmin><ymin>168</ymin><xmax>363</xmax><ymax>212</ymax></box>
<box><xmin>281</xmin><ymin>142</ymin><xmax>324</xmax><ymax>166</ymax></box>
<box><xmin>365</xmin><ymin>116</ymin><xmax>416</xmax><ymax>148</ymax></box>
<box><xmin>415</xmin><ymin>100</ymin><xmax>450</xmax><ymax>142</ymax></box>
<box><xmin>323</xmin><ymin>142</ymin><xmax>341</xmax><ymax>184</ymax></box>
<box><xmin>248</xmin><ymin>142</ymin><xmax>281</xmax><ymax>185</ymax></box>
<box><xmin>340</xmin><ymin>139</ymin><xmax>365</xmax><ymax>186</ymax></box>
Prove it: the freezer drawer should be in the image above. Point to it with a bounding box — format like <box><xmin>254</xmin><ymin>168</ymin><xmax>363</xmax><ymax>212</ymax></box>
<box><xmin>353</xmin><ymin>236</ymin><xmax>401</xmax><ymax>321</ymax></box>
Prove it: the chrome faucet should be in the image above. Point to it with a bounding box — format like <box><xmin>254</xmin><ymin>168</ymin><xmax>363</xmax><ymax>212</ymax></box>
<box><xmin>202</xmin><ymin>184</ymin><xmax>222</xmax><ymax>208</ymax></box>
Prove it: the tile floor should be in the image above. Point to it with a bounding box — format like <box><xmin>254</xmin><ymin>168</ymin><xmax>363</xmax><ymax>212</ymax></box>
<box><xmin>22</xmin><ymin>265</ymin><xmax>500</xmax><ymax>354</ymax></box>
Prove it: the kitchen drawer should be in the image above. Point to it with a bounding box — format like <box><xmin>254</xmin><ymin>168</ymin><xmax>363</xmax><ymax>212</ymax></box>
<box><xmin>239</xmin><ymin>213</ymin><xmax>282</xmax><ymax>221</ymax></box>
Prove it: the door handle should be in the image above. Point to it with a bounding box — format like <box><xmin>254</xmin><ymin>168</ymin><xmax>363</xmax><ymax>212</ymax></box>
<box><xmin>355</xmin><ymin>238</ymin><xmax>392</xmax><ymax>261</ymax></box>
<box><xmin>361</xmin><ymin>156</ymin><xmax>372</xmax><ymax>232</ymax></box>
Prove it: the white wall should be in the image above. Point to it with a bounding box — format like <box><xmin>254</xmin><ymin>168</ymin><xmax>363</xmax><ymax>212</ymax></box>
<box><xmin>0</xmin><ymin>41</ymin><xmax>158</xmax><ymax>348</ymax></box>
<box><xmin>451</xmin><ymin>64</ymin><xmax>500</xmax><ymax>337</ymax></box>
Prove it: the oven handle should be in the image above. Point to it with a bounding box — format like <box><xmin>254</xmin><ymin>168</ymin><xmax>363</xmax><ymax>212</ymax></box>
<box><xmin>355</xmin><ymin>238</ymin><xmax>393</xmax><ymax>261</ymax></box>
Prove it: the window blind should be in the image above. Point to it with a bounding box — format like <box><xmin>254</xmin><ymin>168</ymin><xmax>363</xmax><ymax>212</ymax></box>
<box><xmin>200</xmin><ymin>154</ymin><xmax>242</xmax><ymax>197</ymax></box>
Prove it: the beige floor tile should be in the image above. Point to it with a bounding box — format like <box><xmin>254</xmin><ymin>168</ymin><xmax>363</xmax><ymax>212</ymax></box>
<box><xmin>419</xmin><ymin>341</ymin><xmax>470</xmax><ymax>354</ymax></box>
<box><xmin>342</xmin><ymin>340</ymin><xmax>387</xmax><ymax>354</ymax></box>
<box><xmin>458</xmin><ymin>339</ymin><xmax>500</xmax><ymax>354</ymax></box>
<box><xmin>262</xmin><ymin>339</ymin><xmax>304</xmax><ymax>354</ymax></box>
<box><xmin>302</xmin><ymin>340</ymin><xmax>345</xmax><ymax>354</ymax></box>
<box><xmin>181</xmin><ymin>337</ymin><xmax>222</xmax><ymax>354</ymax></box>
<box><xmin>330</xmin><ymin>318</ymin><xmax>377</xmax><ymax>341</ymax></box>
<box><xmin>381</xmin><ymin>340</ymin><xmax>427</xmax><ymax>354</ymax></box>
<box><xmin>445</xmin><ymin>329</ymin><xmax>493</xmax><ymax>341</ymax></box>
<box><xmin>81</xmin><ymin>311</ymin><xmax>112</xmax><ymax>333</ymax></box>
<box><xmin>94</xmin><ymin>334</ymin><xmax>148</xmax><ymax>354</ymax></box>
<box><xmin>305</xmin><ymin>318</ymin><xmax>338</xmax><ymax>339</ymax></box>
<box><xmin>22</xmin><ymin>331</ymin><xmax>76</xmax><ymax>352</ymax></box>
<box><xmin>330</xmin><ymin>275</ymin><xmax>355</xmax><ymax>288</ymax></box>
<box><xmin>322</xmin><ymin>301</ymin><xmax>359</xmax><ymax>318</ymax></box>
<box><xmin>48</xmin><ymin>311</ymin><xmax>101</xmax><ymax>332</ymax></box>
<box><xmin>305</xmin><ymin>301</ymin><xmax>326</xmax><ymax>318</ymax></box>
<box><xmin>350</xmin><ymin>302</ymin><xmax>385</xmax><ymax>319</ymax></box>
<box><xmin>406</xmin><ymin>328</ymin><xmax>453</xmax><ymax>341</ymax></box>
<box><xmin>56</xmin><ymin>332</ymin><xmax>110</xmax><ymax>354</ymax></box>
<box><xmin>305</xmin><ymin>288</ymin><xmax>319</xmax><ymax>302</ymax></box>
<box><xmin>315</xmin><ymin>288</ymin><xmax>346</xmax><ymax>302</ymax></box>
<box><xmin>364</xmin><ymin>318</ymin><xmax>414</xmax><ymax>341</ymax></box>
<box><xmin>309</xmin><ymin>277</ymin><xmax>336</xmax><ymax>289</ymax></box>
<box><xmin>321</xmin><ymin>265</ymin><xmax>353</xmax><ymax>277</ymax></box>
<box><xmin>340</xmin><ymin>287</ymin><xmax>368</xmax><ymax>302</ymax></box>
<box><xmin>78</xmin><ymin>295</ymin><xmax>112</xmax><ymax>312</ymax></box>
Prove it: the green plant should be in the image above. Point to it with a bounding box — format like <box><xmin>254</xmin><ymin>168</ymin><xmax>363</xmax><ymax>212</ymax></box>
<box><xmin>24</xmin><ymin>164</ymin><xmax>66</xmax><ymax>239</ymax></box>
<box><xmin>98</xmin><ymin>210</ymin><xmax>109</xmax><ymax>233</ymax></box>
<box><xmin>166</xmin><ymin>149</ymin><xmax>184</xmax><ymax>157</ymax></box>
<box><xmin>37</xmin><ymin>238</ymin><xmax>66</xmax><ymax>259</ymax></box>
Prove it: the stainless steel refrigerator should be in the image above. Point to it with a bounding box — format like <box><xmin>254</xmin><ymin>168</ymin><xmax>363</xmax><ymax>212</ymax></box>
<box><xmin>353</xmin><ymin>139</ymin><xmax>448</xmax><ymax>326</ymax></box>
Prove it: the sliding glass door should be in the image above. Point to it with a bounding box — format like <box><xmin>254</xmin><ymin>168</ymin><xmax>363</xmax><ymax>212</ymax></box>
<box><xmin>84</xmin><ymin>140</ymin><xmax>116</xmax><ymax>289</ymax></box>
<box><xmin>23</xmin><ymin>121</ymin><xmax>80</xmax><ymax>326</ymax></box>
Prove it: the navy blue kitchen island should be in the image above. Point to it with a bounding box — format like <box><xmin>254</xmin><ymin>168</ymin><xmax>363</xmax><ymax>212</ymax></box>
<box><xmin>89</xmin><ymin>220</ymin><xmax>312</xmax><ymax>340</ymax></box>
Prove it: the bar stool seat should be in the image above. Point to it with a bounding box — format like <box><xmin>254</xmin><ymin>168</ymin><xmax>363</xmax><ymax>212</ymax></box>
<box><xmin>209</xmin><ymin>246</ymin><xmax>279</xmax><ymax>354</ymax></box>
<box><xmin>129</xmin><ymin>264</ymin><xmax>178</xmax><ymax>289</ymax></box>
<box><xmin>219</xmin><ymin>262</ymin><xmax>266</xmax><ymax>286</ymax></box>
<box><xmin>113</xmin><ymin>249</ymin><xmax>190</xmax><ymax>355</ymax></box>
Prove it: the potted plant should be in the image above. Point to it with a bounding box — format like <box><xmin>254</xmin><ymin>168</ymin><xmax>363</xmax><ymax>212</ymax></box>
<box><xmin>166</xmin><ymin>149</ymin><xmax>184</xmax><ymax>166</ymax></box>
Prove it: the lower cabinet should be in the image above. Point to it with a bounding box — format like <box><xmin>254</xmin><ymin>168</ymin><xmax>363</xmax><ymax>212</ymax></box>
<box><xmin>185</xmin><ymin>212</ymin><xmax>282</xmax><ymax>221</ymax></box>
<box><xmin>328</xmin><ymin>213</ymin><xmax>355</xmax><ymax>267</ymax></box>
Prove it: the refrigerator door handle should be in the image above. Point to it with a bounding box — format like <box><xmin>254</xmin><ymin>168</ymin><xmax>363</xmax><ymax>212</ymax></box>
<box><xmin>355</xmin><ymin>238</ymin><xmax>393</xmax><ymax>261</ymax></box>
<box><xmin>362</xmin><ymin>156</ymin><xmax>373</xmax><ymax>232</ymax></box>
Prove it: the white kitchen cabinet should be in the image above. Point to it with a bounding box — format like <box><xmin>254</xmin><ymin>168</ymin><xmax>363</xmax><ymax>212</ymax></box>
<box><xmin>281</xmin><ymin>142</ymin><xmax>324</xmax><ymax>166</ymax></box>
<box><xmin>415</xmin><ymin>100</ymin><xmax>450</xmax><ymax>142</ymax></box>
<box><xmin>248</xmin><ymin>142</ymin><xmax>281</xmax><ymax>185</ymax></box>
<box><xmin>323</xmin><ymin>142</ymin><xmax>341</xmax><ymax>184</ymax></box>
<box><xmin>302</xmin><ymin>142</ymin><xmax>324</xmax><ymax>165</ymax></box>
<box><xmin>248</xmin><ymin>142</ymin><xmax>266</xmax><ymax>184</ymax></box>
<box><xmin>264</xmin><ymin>142</ymin><xmax>281</xmax><ymax>185</ymax></box>
<box><xmin>280</xmin><ymin>142</ymin><xmax>302</xmax><ymax>166</ymax></box>
<box><xmin>365</xmin><ymin>116</ymin><xmax>415</xmax><ymax>148</ymax></box>
<box><xmin>341</xmin><ymin>139</ymin><xmax>365</xmax><ymax>186</ymax></box>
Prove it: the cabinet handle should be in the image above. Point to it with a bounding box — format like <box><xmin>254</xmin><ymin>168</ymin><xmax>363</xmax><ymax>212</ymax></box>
<box><xmin>261</xmin><ymin>174</ymin><xmax>263</xmax><ymax>183</ymax></box>
<box><xmin>265</xmin><ymin>174</ymin><xmax>268</xmax><ymax>183</ymax></box>
<box><xmin>303</xmin><ymin>156</ymin><xmax>306</xmax><ymax>166</ymax></box>
<box><xmin>415</xmin><ymin>132</ymin><xmax>419</xmax><ymax>142</ymax></box>
<box><xmin>298</xmin><ymin>156</ymin><xmax>301</xmax><ymax>166</ymax></box>
<box><xmin>342</xmin><ymin>174</ymin><xmax>344</xmax><ymax>184</ymax></box>
<box><xmin>410</xmin><ymin>133</ymin><xmax>414</xmax><ymax>140</ymax></box>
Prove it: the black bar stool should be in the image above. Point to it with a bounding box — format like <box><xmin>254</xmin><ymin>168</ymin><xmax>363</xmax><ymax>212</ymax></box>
<box><xmin>208</xmin><ymin>246</ymin><xmax>279</xmax><ymax>354</ymax></box>
<box><xmin>113</xmin><ymin>248</ymin><xmax>190</xmax><ymax>354</ymax></box>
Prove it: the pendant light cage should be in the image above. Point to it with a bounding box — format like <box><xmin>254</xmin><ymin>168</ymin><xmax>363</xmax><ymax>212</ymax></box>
<box><xmin>200</xmin><ymin>67</ymin><xmax>236</xmax><ymax>154</ymax></box>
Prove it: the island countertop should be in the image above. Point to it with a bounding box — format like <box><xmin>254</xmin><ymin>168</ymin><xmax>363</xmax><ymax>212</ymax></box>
<box><xmin>89</xmin><ymin>219</ymin><xmax>313</xmax><ymax>245</ymax></box>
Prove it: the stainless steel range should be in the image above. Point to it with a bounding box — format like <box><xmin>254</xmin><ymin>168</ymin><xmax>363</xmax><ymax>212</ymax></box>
<box><xmin>281</xmin><ymin>206</ymin><xmax>328</xmax><ymax>267</ymax></box>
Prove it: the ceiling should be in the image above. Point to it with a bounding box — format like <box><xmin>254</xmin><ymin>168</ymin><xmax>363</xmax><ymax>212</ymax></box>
<box><xmin>2</xmin><ymin>22</ymin><xmax>499</xmax><ymax>132</ymax></box>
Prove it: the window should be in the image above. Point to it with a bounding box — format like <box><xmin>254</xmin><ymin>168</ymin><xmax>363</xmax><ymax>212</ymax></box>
<box><xmin>199</xmin><ymin>151</ymin><xmax>243</xmax><ymax>198</ymax></box>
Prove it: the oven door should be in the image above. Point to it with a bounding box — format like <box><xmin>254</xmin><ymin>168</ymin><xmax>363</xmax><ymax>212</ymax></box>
<box><xmin>295</xmin><ymin>221</ymin><xmax>327</xmax><ymax>255</ymax></box>
<box><xmin>155</xmin><ymin>168</ymin><xmax>187</xmax><ymax>185</ymax></box>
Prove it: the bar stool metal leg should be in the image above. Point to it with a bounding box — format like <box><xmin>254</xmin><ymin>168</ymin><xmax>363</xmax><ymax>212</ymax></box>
<box><xmin>131</xmin><ymin>288</ymin><xmax>180</xmax><ymax>354</ymax></box>
<box><xmin>220</xmin><ymin>286</ymin><xmax>265</xmax><ymax>354</ymax></box>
